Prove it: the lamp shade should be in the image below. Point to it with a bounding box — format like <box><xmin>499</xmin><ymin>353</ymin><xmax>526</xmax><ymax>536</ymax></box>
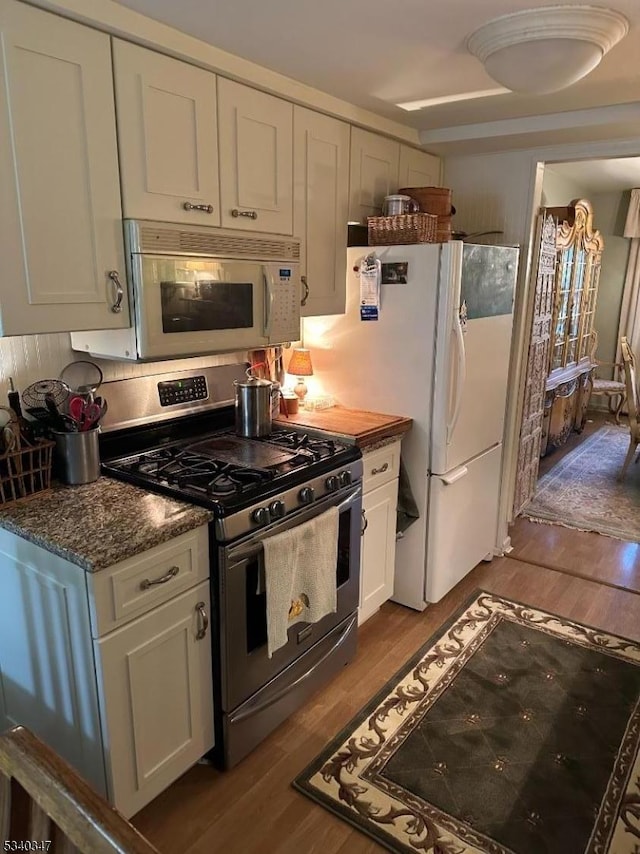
<box><xmin>287</xmin><ymin>348</ymin><xmax>313</xmax><ymax>377</ymax></box>
<box><xmin>467</xmin><ymin>6</ymin><xmax>629</xmax><ymax>95</ymax></box>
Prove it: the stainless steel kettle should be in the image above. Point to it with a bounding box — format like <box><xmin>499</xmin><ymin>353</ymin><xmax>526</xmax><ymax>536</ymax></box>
<box><xmin>234</xmin><ymin>377</ymin><xmax>277</xmax><ymax>437</ymax></box>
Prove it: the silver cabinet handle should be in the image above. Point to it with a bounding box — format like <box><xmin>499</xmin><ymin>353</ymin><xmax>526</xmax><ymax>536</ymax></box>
<box><xmin>361</xmin><ymin>509</ymin><xmax>368</xmax><ymax>536</ymax></box>
<box><xmin>196</xmin><ymin>601</ymin><xmax>209</xmax><ymax>640</ymax></box>
<box><xmin>231</xmin><ymin>208</ymin><xmax>258</xmax><ymax>220</ymax></box>
<box><xmin>371</xmin><ymin>462</ymin><xmax>389</xmax><ymax>476</ymax></box>
<box><xmin>301</xmin><ymin>275</ymin><xmax>310</xmax><ymax>307</ymax></box>
<box><xmin>139</xmin><ymin>565</ymin><xmax>179</xmax><ymax>590</ymax></box>
<box><xmin>183</xmin><ymin>201</ymin><xmax>214</xmax><ymax>213</ymax></box>
<box><xmin>108</xmin><ymin>270</ymin><xmax>124</xmax><ymax>314</ymax></box>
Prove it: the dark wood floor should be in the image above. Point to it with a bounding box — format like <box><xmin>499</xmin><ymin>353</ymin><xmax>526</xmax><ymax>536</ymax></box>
<box><xmin>132</xmin><ymin>524</ymin><xmax>640</xmax><ymax>853</ymax></box>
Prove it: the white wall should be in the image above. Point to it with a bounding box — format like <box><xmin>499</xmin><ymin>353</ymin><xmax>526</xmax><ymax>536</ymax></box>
<box><xmin>541</xmin><ymin>168</ymin><xmax>590</xmax><ymax>207</ymax></box>
<box><xmin>591</xmin><ymin>191</ymin><xmax>631</xmax><ymax>373</ymax></box>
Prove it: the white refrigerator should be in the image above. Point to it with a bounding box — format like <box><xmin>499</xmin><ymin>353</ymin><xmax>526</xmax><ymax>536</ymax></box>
<box><xmin>303</xmin><ymin>240</ymin><xmax>519</xmax><ymax>610</ymax></box>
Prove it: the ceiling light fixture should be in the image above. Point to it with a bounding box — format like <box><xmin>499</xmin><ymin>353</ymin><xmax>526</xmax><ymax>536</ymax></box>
<box><xmin>466</xmin><ymin>5</ymin><xmax>629</xmax><ymax>95</ymax></box>
<box><xmin>396</xmin><ymin>87</ymin><xmax>509</xmax><ymax>111</ymax></box>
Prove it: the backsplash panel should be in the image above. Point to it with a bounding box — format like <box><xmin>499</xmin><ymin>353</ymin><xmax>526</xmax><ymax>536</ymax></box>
<box><xmin>0</xmin><ymin>332</ymin><xmax>249</xmax><ymax>396</ymax></box>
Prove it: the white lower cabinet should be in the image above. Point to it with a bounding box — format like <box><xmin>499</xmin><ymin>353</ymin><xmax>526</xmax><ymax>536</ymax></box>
<box><xmin>0</xmin><ymin>525</ymin><xmax>213</xmax><ymax>819</ymax></box>
<box><xmin>95</xmin><ymin>580</ymin><xmax>213</xmax><ymax>817</ymax></box>
<box><xmin>359</xmin><ymin>440</ymin><xmax>401</xmax><ymax>624</ymax></box>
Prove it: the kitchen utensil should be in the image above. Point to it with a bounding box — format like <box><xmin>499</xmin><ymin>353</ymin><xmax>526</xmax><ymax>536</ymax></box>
<box><xmin>45</xmin><ymin>394</ymin><xmax>78</xmax><ymax>433</ymax></box>
<box><xmin>52</xmin><ymin>427</ymin><xmax>100</xmax><ymax>484</ymax></box>
<box><xmin>69</xmin><ymin>396</ymin><xmax>102</xmax><ymax>431</ymax></box>
<box><xmin>234</xmin><ymin>377</ymin><xmax>275</xmax><ymax>438</ymax></box>
<box><xmin>60</xmin><ymin>360</ymin><xmax>103</xmax><ymax>400</ymax></box>
<box><xmin>382</xmin><ymin>195</ymin><xmax>418</xmax><ymax>216</ymax></box>
<box><xmin>22</xmin><ymin>379</ymin><xmax>70</xmax><ymax>411</ymax></box>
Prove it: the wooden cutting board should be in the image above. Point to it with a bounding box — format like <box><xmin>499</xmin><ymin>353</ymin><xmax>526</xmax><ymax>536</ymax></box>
<box><xmin>273</xmin><ymin>406</ymin><xmax>412</xmax><ymax>448</ymax></box>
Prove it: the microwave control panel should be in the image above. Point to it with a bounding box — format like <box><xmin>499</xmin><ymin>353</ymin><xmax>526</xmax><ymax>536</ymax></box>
<box><xmin>267</xmin><ymin>266</ymin><xmax>301</xmax><ymax>343</ymax></box>
<box><xmin>158</xmin><ymin>375</ymin><xmax>209</xmax><ymax>407</ymax></box>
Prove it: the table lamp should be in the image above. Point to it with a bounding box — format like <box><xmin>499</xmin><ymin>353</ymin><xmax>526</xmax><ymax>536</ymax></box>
<box><xmin>287</xmin><ymin>348</ymin><xmax>313</xmax><ymax>406</ymax></box>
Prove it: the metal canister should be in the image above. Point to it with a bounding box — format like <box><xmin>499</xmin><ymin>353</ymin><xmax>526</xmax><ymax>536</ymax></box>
<box><xmin>234</xmin><ymin>377</ymin><xmax>274</xmax><ymax>438</ymax></box>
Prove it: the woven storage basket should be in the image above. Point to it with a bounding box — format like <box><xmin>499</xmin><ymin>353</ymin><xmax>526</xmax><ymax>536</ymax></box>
<box><xmin>399</xmin><ymin>186</ymin><xmax>454</xmax><ymax>242</ymax></box>
<box><xmin>0</xmin><ymin>438</ymin><xmax>54</xmax><ymax>507</ymax></box>
<box><xmin>368</xmin><ymin>212</ymin><xmax>437</xmax><ymax>245</ymax></box>
<box><xmin>399</xmin><ymin>186</ymin><xmax>453</xmax><ymax>216</ymax></box>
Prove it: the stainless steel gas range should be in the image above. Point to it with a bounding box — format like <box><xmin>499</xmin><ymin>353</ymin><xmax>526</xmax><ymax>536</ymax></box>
<box><xmin>99</xmin><ymin>364</ymin><xmax>362</xmax><ymax>768</ymax></box>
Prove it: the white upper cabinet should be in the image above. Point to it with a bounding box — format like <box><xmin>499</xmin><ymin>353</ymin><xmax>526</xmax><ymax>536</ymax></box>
<box><xmin>217</xmin><ymin>79</ymin><xmax>293</xmax><ymax>234</ymax></box>
<box><xmin>113</xmin><ymin>40</ymin><xmax>221</xmax><ymax>226</ymax></box>
<box><xmin>398</xmin><ymin>145</ymin><xmax>441</xmax><ymax>190</ymax></box>
<box><xmin>294</xmin><ymin>107</ymin><xmax>350</xmax><ymax>317</ymax></box>
<box><xmin>0</xmin><ymin>0</ymin><xmax>129</xmax><ymax>335</ymax></box>
<box><xmin>348</xmin><ymin>128</ymin><xmax>400</xmax><ymax>224</ymax></box>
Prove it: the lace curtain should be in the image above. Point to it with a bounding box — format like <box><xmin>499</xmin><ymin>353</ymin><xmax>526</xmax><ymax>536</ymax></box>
<box><xmin>617</xmin><ymin>189</ymin><xmax>640</xmax><ymax>358</ymax></box>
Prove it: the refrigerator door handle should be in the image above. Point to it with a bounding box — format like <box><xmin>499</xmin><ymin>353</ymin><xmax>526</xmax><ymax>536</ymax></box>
<box><xmin>439</xmin><ymin>465</ymin><xmax>468</xmax><ymax>485</ymax></box>
<box><xmin>447</xmin><ymin>316</ymin><xmax>467</xmax><ymax>445</ymax></box>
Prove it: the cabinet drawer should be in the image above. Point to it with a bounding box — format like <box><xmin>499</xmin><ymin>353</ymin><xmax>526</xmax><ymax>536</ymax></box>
<box><xmin>87</xmin><ymin>526</ymin><xmax>209</xmax><ymax>637</ymax></box>
<box><xmin>363</xmin><ymin>440</ymin><xmax>401</xmax><ymax>493</ymax></box>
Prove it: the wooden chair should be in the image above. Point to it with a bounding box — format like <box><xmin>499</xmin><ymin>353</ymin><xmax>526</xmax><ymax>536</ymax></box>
<box><xmin>588</xmin><ymin>330</ymin><xmax>626</xmax><ymax>423</ymax></box>
<box><xmin>619</xmin><ymin>336</ymin><xmax>640</xmax><ymax>480</ymax></box>
<box><xmin>0</xmin><ymin>725</ymin><xmax>159</xmax><ymax>854</ymax></box>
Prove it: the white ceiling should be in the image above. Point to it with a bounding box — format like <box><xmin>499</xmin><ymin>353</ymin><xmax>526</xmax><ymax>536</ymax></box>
<box><xmin>545</xmin><ymin>157</ymin><xmax>640</xmax><ymax>192</ymax></box>
<box><xmin>112</xmin><ymin>0</ymin><xmax>640</xmax><ymax>136</ymax></box>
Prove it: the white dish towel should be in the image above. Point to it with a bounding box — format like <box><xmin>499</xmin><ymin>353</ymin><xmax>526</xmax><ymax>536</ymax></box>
<box><xmin>263</xmin><ymin>506</ymin><xmax>339</xmax><ymax>658</ymax></box>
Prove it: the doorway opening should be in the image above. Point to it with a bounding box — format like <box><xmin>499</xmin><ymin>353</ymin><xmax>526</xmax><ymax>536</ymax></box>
<box><xmin>511</xmin><ymin>156</ymin><xmax>640</xmax><ymax>547</ymax></box>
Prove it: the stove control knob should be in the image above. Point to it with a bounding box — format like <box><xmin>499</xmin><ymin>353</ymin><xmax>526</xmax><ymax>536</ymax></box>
<box><xmin>339</xmin><ymin>470</ymin><xmax>352</xmax><ymax>487</ymax></box>
<box><xmin>299</xmin><ymin>486</ymin><xmax>315</xmax><ymax>505</ymax></box>
<box><xmin>326</xmin><ymin>475</ymin><xmax>340</xmax><ymax>492</ymax></box>
<box><xmin>269</xmin><ymin>500</ymin><xmax>286</xmax><ymax>519</ymax></box>
<box><xmin>252</xmin><ymin>507</ymin><xmax>270</xmax><ymax>526</ymax></box>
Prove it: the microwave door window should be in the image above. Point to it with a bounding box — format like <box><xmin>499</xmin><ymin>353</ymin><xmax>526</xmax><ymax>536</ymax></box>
<box><xmin>160</xmin><ymin>280</ymin><xmax>254</xmax><ymax>333</ymax></box>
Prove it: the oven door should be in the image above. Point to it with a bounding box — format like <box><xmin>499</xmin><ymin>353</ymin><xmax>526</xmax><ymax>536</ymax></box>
<box><xmin>133</xmin><ymin>254</ymin><xmax>271</xmax><ymax>358</ymax></box>
<box><xmin>216</xmin><ymin>483</ymin><xmax>362</xmax><ymax>713</ymax></box>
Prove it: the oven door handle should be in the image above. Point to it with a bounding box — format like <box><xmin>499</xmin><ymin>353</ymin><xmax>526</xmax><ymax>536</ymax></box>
<box><xmin>226</xmin><ymin>485</ymin><xmax>362</xmax><ymax>563</ymax></box>
<box><xmin>231</xmin><ymin>613</ymin><xmax>357</xmax><ymax>724</ymax></box>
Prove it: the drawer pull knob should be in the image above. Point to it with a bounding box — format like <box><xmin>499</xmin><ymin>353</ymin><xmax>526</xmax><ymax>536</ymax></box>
<box><xmin>140</xmin><ymin>565</ymin><xmax>179</xmax><ymax>590</ymax></box>
<box><xmin>361</xmin><ymin>509</ymin><xmax>368</xmax><ymax>536</ymax></box>
<box><xmin>231</xmin><ymin>208</ymin><xmax>258</xmax><ymax>220</ymax></box>
<box><xmin>196</xmin><ymin>601</ymin><xmax>209</xmax><ymax>640</ymax></box>
<box><xmin>371</xmin><ymin>462</ymin><xmax>389</xmax><ymax>476</ymax></box>
<box><xmin>183</xmin><ymin>201</ymin><xmax>214</xmax><ymax>213</ymax></box>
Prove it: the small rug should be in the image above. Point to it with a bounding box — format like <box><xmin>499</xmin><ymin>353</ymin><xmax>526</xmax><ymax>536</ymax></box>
<box><xmin>524</xmin><ymin>424</ymin><xmax>640</xmax><ymax>541</ymax></box>
<box><xmin>293</xmin><ymin>591</ymin><xmax>640</xmax><ymax>854</ymax></box>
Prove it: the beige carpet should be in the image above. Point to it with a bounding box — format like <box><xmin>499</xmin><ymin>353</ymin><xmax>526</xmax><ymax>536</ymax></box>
<box><xmin>524</xmin><ymin>424</ymin><xmax>640</xmax><ymax>542</ymax></box>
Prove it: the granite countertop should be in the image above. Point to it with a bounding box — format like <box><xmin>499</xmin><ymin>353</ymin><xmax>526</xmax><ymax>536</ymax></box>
<box><xmin>0</xmin><ymin>478</ymin><xmax>213</xmax><ymax>572</ymax></box>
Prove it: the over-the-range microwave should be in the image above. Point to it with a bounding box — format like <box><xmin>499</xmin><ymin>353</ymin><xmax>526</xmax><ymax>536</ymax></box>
<box><xmin>71</xmin><ymin>220</ymin><xmax>301</xmax><ymax>361</ymax></box>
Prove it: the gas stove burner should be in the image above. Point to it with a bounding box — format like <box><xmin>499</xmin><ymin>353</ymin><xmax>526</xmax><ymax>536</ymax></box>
<box><xmin>267</xmin><ymin>430</ymin><xmax>337</xmax><ymax>460</ymax></box>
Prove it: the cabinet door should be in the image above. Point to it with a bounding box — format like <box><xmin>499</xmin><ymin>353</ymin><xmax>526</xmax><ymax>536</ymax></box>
<box><xmin>0</xmin><ymin>1</ymin><xmax>129</xmax><ymax>335</ymax></box>
<box><xmin>398</xmin><ymin>145</ymin><xmax>441</xmax><ymax>190</ymax></box>
<box><xmin>294</xmin><ymin>107</ymin><xmax>350</xmax><ymax>316</ymax></box>
<box><xmin>0</xmin><ymin>530</ymin><xmax>106</xmax><ymax>795</ymax></box>
<box><xmin>218</xmin><ymin>79</ymin><xmax>293</xmax><ymax>234</ymax></box>
<box><xmin>113</xmin><ymin>40</ymin><xmax>220</xmax><ymax>226</ymax></box>
<box><xmin>348</xmin><ymin>128</ymin><xmax>400</xmax><ymax>224</ymax></box>
<box><xmin>95</xmin><ymin>581</ymin><xmax>214</xmax><ymax>818</ymax></box>
<box><xmin>360</xmin><ymin>479</ymin><xmax>398</xmax><ymax>625</ymax></box>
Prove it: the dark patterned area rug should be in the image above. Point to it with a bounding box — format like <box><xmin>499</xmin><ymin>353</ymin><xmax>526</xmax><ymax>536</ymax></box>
<box><xmin>293</xmin><ymin>592</ymin><xmax>640</xmax><ymax>854</ymax></box>
<box><xmin>524</xmin><ymin>424</ymin><xmax>640</xmax><ymax>542</ymax></box>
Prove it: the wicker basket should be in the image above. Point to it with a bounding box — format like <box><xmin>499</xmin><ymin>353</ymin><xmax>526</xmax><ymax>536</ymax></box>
<box><xmin>0</xmin><ymin>438</ymin><xmax>54</xmax><ymax>507</ymax></box>
<box><xmin>399</xmin><ymin>186</ymin><xmax>453</xmax><ymax>216</ymax></box>
<box><xmin>368</xmin><ymin>212</ymin><xmax>438</xmax><ymax>245</ymax></box>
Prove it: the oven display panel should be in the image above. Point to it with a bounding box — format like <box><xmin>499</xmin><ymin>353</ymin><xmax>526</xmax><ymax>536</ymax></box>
<box><xmin>158</xmin><ymin>375</ymin><xmax>209</xmax><ymax>407</ymax></box>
